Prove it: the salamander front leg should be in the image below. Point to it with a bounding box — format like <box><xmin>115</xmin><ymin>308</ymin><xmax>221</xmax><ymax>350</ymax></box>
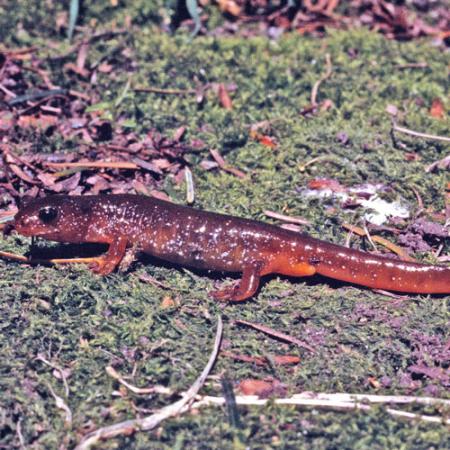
<box><xmin>210</xmin><ymin>264</ymin><xmax>263</xmax><ymax>302</ymax></box>
<box><xmin>90</xmin><ymin>235</ymin><xmax>128</xmax><ymax>275</ymax></box>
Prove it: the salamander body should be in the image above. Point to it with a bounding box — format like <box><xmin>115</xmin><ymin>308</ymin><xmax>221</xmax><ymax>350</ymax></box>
<box><xmin>13</xmin><ymin>194</ymin><xmax>450</xmax><ymax>300</ymax></box>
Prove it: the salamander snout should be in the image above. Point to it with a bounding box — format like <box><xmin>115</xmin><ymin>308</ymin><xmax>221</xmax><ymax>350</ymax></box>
<box><xmin>13</xmin><ymin>196</ymin><xmax>92</xmax><ymax>242</ymax></box>
<box><xmin>14</xmin><ymin>204</ymin><xmax>60</xmax><ymax>237</ymax></box>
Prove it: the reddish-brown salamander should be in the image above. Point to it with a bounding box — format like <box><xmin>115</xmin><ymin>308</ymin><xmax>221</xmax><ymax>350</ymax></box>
<box><xmin>13</xmin><ymin>194</ymin><xmax>450</xmax><ymax>300</ymax></box>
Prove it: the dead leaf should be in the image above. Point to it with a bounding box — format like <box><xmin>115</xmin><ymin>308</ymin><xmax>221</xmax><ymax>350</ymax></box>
<box><xmin>173</xmin><ymin>126</ymin><xmax>186</xmax><ymax>142</ymax></box>
<box><xmin>386</xmin><ymin>104</ymin><xmax>398</xmax><ymax>116</ymax></box>
<box><xmin>160</xmin><ymin>296</ymin><xmax>177</xmax><ymax>309</ymax></box>
<box><xmin>217</xmin><ymin>0</ymin><xmax>241</xmax><ymax>16</ymax></box>
<box><xmin>217</xmin><ymin>83</ymin><xmax>233</xmax><ymax>110</ymax></box>
<box><xmin>307</xmin><ymin>178</ymin><xmax>345</xmax><ymax>192</ymax></box>
<box><xmin>250</xmin><ymin>130</ymin><xmax>277</xmax><ymax>149</ymax></box>
<box><xmin>98</xmin><ymin>63</ymin><xmax>113</xmax><ymax>73</ymax></box>
<box><xmin>17</xmin><ymin>114</ymin><xmax>58</xmax><ymax>130</ymax></box>
<box><xmin>238</xmin><ymin>379</ymin><xmax>274</xmax><ymax>396</ymax></box>
<box><xmin>149</xmin><ymin>190</ymin><xmax>172</xmax><ymax>202</ymax></box>
<box><xmin>0</xmin><ymin>111</ymin><xmax>15</xmax><ymax>131</ymax></box>
<box><xmin>272</xmin><ymin>355</ymin><xmax>301</xmax><ymax>365</ymax></box>
<box><xmin>430</xmin><ymin>98</ymin><xmax>445</xmax><ymax>119</ymax></box>
<box><xmin>368</xmin><ymin>376</ymin><xmax>381</xmax><ymax>389</ymax></box>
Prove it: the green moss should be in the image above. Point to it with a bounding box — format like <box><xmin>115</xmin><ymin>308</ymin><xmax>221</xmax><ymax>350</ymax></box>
<box><xmin>1</xmin><ymin>9</ymin><xmax>449</xmax><ymax>449</ymax></box>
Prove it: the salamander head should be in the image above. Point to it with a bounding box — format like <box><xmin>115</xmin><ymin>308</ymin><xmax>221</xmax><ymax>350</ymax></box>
<box><xmin>14</xmin><ymin>196</ymin><xmax>91</xmax><ymax>243</ymax></box>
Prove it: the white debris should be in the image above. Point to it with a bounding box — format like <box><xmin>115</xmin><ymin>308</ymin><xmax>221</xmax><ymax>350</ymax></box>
<box><xmin>299</xmin><ymin>184</ymin><xmax>410</xmax><ymax>225</ymax></box>
<box><xmin>360</xmin><ymin>195</ymin><xmax>410</xmax><ymax>225</ymax></box>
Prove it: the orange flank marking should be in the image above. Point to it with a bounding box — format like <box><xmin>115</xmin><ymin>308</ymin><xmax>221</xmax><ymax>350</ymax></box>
<box><xmin>277</xmin><ymin>261</ymin><xmax>317</xmax><ymax>277</ymax></box>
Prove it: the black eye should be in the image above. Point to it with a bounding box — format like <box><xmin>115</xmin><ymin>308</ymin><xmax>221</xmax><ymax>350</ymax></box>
<box><xmin>38</xmin><ymin>206</ymin><xmax>58</xmax><ymax>223</ymax></box>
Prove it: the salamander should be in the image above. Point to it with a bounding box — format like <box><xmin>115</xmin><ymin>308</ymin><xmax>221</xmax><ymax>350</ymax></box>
<box><xmin>12</xmin><ymin>194</ymin><xmax>450</xmax><ymax>300</ymax></box>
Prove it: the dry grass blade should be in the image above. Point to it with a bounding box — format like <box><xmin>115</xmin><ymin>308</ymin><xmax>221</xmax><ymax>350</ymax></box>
<box><xmin>392</xmin><ymin>124</ymin><xmax>450</xmax><ymax>143</ymax></box>
<box><xmin>105</xmin><ymin>366</ymin><xmax>173</xmax><ymax>395</ymax></box>
<box><xmin>133</xmin><ymin>86</ymin><xmax>196</xmax><ymax>95</ymax></box>
<box><xmin>264</xmin><ymin>210</ymin><xmax>310</xmax><ymax>225</ymax></box>
<box><xmin>0</xmin><ymin>250</ymin><xmax>103</xmax><ymax>267</ymax></box>
<box><xmin>311</xmin><ymin>53</ymin><xmax>332</xmax><ymax>106</ymax></box>
<box><xmin>75</xmin><ymin>316</ymin><xmax>223</xmax><ymax>450</ymax></box>
<box><xmin>209</xmin><ymin>149</ymin><xmax>246</xmax><ymax>178</ymax></box>
<box><xmin>191</xmin><ymin>393</ymin><xmax>450</xmax><ymax>424</ymax></box>
<box><xmin>341</xmin><ymin>223</ymin><xmax>414</xmax><ymax>262</ymax></box>
<box><xmin>234</xmin><ymin>319</ymin><xmax>315</xmax><ymax>353</ymax></box>
<box><xmin>44</xmin><ymin>161</ymin><xmax>139</xmax><ymax>170</ymax></box>
<box><xmin>46</xmin><ymin>383</ymin><xmax>72</xmax><ymax>426</ymax></box>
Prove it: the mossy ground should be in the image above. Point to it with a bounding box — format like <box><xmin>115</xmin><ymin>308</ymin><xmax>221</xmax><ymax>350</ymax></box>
<box><xmin>0</xmin><ymin>3</ymin><xmax>449</xmax><ymax>449</ymax></box>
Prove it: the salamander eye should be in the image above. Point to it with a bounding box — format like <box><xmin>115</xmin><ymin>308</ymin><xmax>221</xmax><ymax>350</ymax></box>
<box><xmin>38</xmin><ymin>206</ymin><xmax>58</xmax><ymax>223</ymax></box>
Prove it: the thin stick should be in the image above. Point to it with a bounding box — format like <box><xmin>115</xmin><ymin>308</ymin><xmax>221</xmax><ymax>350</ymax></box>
<box><xmin>291</xmin><ymin>392</ymin><xmax>450</xmax><ymax>405</ymax></box>
<box><xmin>191</xmin><ymin>394</ymin><xmax>450</xmax><ymax>425</ymax></box>
<box><xmin>44</xmin><ymin>161</ymin><xmax>139</xmax><ymax>170</ymax></box>
<box><xmin>264</xmin><ymin>210</ymin><xmax>310</xmax><ymax>226</ymax></box>
<box><xmin>133</xmin><ymin>87</ymin><xmax>196</xmax><ymax>95</ymax></box>
<box><xmin>425</xmin><ymin>154</ymin><xmax>450</xmax><ymax>173</ymax></box>
<box><xmin>16</xmin><ymin>418</ymin><xmax>26</xmax><ymax>450</ymax></box>
<box><xmin>234</xmin><ymin>319</ymin><xmax>315</xmax><ymax>353</ymax></box>
<box><xmin>341</xmin><ymin>223</ymin><xmax>414</xmax><ymax>262</ymax></box>
<box><xmin>0</xmin><ymin>250</ymin><xmax>102</xmax><ymax>266</ymax></box>
<box><xmin>46</xmin><ymin>383</ymin><xmax>72</xmax><ymax>426</ymax></box>
<box><xmin>362</xmin><ymin>224</ymin><xmax>378</xmax><ymax>252</ymax></box>
<box><xmin>392</xmin><ymin>124</ymin><xmax>450</xmax><ymax>143</ymax></box>
<box><xmin>209</xmin><ymin>149</ymin><xmax>246</xmax><ymax>178</ymax></box>
<box><xmin>185</xmin><ymin>166</ymin><xmax>195</xmax><ymax>204</ymax></box>
<box><xmin>395</xmin><ymin>62</ymin><xmax>428</xmax><ymax>69</ymax></box>
<box><xmin>36</xmin><ymin>353</ymin><xmax>70</xmax><ymax>397</ymax></box>
<box><xmin>75</xmin><ymin>316</ymin><xmax>223</xmax><ymax>450</ymax></box>
<box><xmin>105</xmin><ymin>366</ymin><xmax>173</xmax><ymax>396</ymax></box>
<box><xmin>311</xmin><ymin>53</ymin><xmax>332</xmax><ymax>106</ymax></box>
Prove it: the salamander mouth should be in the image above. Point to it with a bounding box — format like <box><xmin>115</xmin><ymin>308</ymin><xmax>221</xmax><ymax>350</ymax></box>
<box><xmin>14</xmin><ymin>222</ymin><xmax>60</xmax><ymax>238</ymax></box>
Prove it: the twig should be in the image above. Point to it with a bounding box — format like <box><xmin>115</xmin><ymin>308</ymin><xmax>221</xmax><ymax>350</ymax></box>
<box><xmin>392</xmin><ymin>124</ymin><xmax>450</xmax><ymax>143</ymax></box>
<box><xmin>264</xmin><ymin>210</ymin><xmax>310</xmax><ymax>226</ymax></box>
<box><xmin>44</xmin><ymin>161</ymin><xmax>139</xmax><ymax>170</ymax></box>
<box><xmin>341</xmin><ymin>223</ymin><xmax>414</xmax><ymax>262</ymax></box>
<box><xmin>46</xmin><ymin>383</ymin><xmax>72</xmax><ymax>426</ymax></box>
<box><xmin>191</xmin><ymin>393</ymin><xmax>450</xmax><ymax>425</ymax></box>
<box><xmin>395</xmin><ymin>62</ymin><xmax>428</xmax><ymax>70</ymax></box>
<box><xmin>222</xmin><ymin>351</ymin><xmax>300</xmax><ymax>367</ymax></box>
<box><xmin>298</xmin><ymin>155</ymin><xmax>339</xmax><ymax>172</ymax></box>
<box><xmin>75</xmin><ymin>316</ymin><xmax>223</xmax><ymax>450</ymax></box>
<box><xmin>371</xmin><ymin>289</ymin><xmax>411</xmax><ymax>300</ymax></box>
<box><xmin>185</xmin><ymin>167</ymin><xmax>195</xmax><ymax>204</ymax></box>
<box><xmin>209</xmin><ymin>149</ymin><xmax>246</xmax><ymax>178</ymax></box>
<box><xmin>234</xmin><ymin>319</ymin><xmax>315</xmax><ymax>354</ymax></box>
<box><xmin>133</xmin><ymin>86</ymin><xmax>196</xmax><ymax>95</ymax></box>
<box><xmin>16</xmin><ymin>418</ymin><xmax>25</xmax><ymax>450</ymax></box>
<box><xmin>105</xmin><ymin>366</ymin><xmax>173</xmax><ymax>396</ymax></box>
<box><xmin>385</xmin><ymin>407</ymin><xmax>449</xmax><ymax>424</ymax></box>
<box><xmin>410</xmin><ymin>185</ymin><xmax>424</xmax><ymax>212</ymax></box>
<box><xmin>0</xmin><ymin>83</ymin><xmax>17</xmax><ymax>98</ymax></box>
<box><xmin>36</xmin><ymin>353</ymin><xmax>70</xmax><ymax>397</ymax></box>
<box><xmin>7</xmin><ymin>88</ymin><xmax>68</xmax><ymax>106</ymax></box>
<box><xmin>0</xmin><ymin>249</ymin><xmax>103</xmax><ymax>266</ymax></box>
<box><xmin>68</xmin><ymin>89</ymin><xmax>91</xmax><ymax>101</ymax></box>
<box><xmin>425</xmin><ymin>154</ymin><xmax>450</xmax><ymax>173</ymax></box>
<box><xmin>311</xmin><ymin>53</ymin><xmax>332</xmax><ymax>106</ymax></box>
<box><xmin>293</xmin><ymin>392</ymin><xmax>450</xmax><ymax>405</ymax></box>
<box><xmin>137</xmin><ymin>273</ymin><xmax>170</xmax><ymax>289</ymax></box>
<box><xmin>362</xmin><ymin>224</ymin><xmax>378</xmax><ymax>252</ymax></box>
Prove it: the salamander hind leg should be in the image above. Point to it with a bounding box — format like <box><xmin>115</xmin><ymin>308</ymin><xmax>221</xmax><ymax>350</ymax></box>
<box><xmin>210</xmin><ymin>263</ymin><xmax>264</xmax><ymax>302</ymax></box>
<box><xmin>90</xmin><ymin>235</ymin><xmax>128</xmax><ymax>275</ymax></box>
